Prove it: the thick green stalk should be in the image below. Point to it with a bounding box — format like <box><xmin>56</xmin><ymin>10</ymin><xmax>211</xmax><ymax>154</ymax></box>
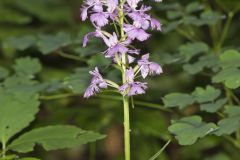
<box><xmin>123</xmin><ymin>96</ymin><xmax>130</xmax><ymax>160</ymax></box>
<box><xmin>119</xmin><ymin>0</ymin><xmax>131</xmax><ymax>159</ymax></box>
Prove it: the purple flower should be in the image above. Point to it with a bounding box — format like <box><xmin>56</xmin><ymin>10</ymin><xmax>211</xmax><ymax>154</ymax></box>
<box><xmin>84</xmin><ymin>67</ymin><xmax>108</xmax><ymax>98</ymax></box>
<box><xmin>81</xmin><ymin>0</ymin><xmax>119</xmax><ymax>27</ymax></box>
<box><xmin>127</xmin><ymin>5</ymin><xmax>151</xmax><ymax>29</ymax></box>
<box><xmin>119</xmin><ymin>68</ymin><xmax>148</xmax><ymax>96</ymax></box>
<box><xmin>119</xmin><ymin>82</ymin><xmax>147</xmax><ymax>96</ymax></box>
<box><xmin>81</xmin><ymin>0</ymin><xmax>163</xmax><ymax>99</ymax></box>
<box><xmin>138</xmin><ymin>54</ymin><xmax>163</xmax><ymax>78</ymax></box>
<box><xmin>124</xmin><ymin>24</ymin><xmax>150</xmax><ymax>41</ymax></box>
<box><xmin>126</xmin><ymin>5</ymin><xmax>161</xmax><ymax>31</ymax></box>
<box><xmin>100</xmin><ymin>32</ymin><xmax>130</xmax><ymax>58</ymax></box>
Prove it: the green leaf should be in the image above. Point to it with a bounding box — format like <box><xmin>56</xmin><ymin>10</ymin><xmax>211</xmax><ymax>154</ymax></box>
<box><xmin>163</xmin><ymin>93</ymin><xmax>195</xmax><ymax>109</ymax></box>
<box><xmin>185</xmin><ymin>2</ymin><xmax>204</xmax><ymax>13</ymax></box>
<box><xmin>214</xmin><ymin>106</ymin><xmax>240</xmax><ymax>136</ymax></box>
<box><xmin>198</xmin><ymin>10</ymin><xmax>223</xmax><ymax>26</ymax></box>
<box><xmin>0</xmin><ymin>67</ymin><xmax>9</xmax><ymax>80</ymax></box>
<box><xmin>168</xmin><ymin>116</ymin><xmax>217</xmax><ymax>145</ymax></box>
<box><xmin>37</xmin><ymin>32</ymin><xmax>72</xmax><ymax>54</ymax></box>
<box><xmin>3</xmin><ymin>36</ymin><xmax>36</xmax><ymax>51</ymax></box>
<box><xmin>192</xmin><ymin>86</ymin><xmax>221</xmax><ymax>103</ymax></box>
<box><xmin>182</xmin><ymin>16</ymin><xmax>199</xmax><ymax>25</ymax></box>
<box><xmin>8</xmin><ymin>125</ymin><xmax>105</xmax><ymax>153</ymax></box>
<box><xmin>200</xmin><ymin>98</ymin><xmax>227</xmax><ymax>113</ymax></box>
<box><xmin>212</xmin><ymin>68</ymin><xmax>240</xmax><ymax>89</ymax></box>
<box><xmin>0</xmin><ymin>6</ymin><xmax>32</xmax><ymax>25</ymax></box>
<box><xmin>204</xmin><ymin>153</ymin><xmax>231</xmax><ymax>160</ymax></box>
<box><xmin>219</xmin><ymin>50</ymin><xmax>240</xmax><ymax>68</ymax></box>
<box><xmin>0</xmin><ymin>89</ymin><xmax>40</xmax><ymax>144</ymax></box>
<box><xmin>162</xmin><ymin>21</ymin><xmax>181</xmax><ymax>33</ymax></box>
<box><xmin>179</xmin><ymin>42</ymin><xmax>209</xmax><ymax>62</ymax></box>
<box><xmin>166</xmin><ymin>11</ymin><xmax>183</xmax><ymax>20</ymax></box>
<box><xmin>183</xmin><ymin>54</ymin><xmax>218</xmax><ymax>75</ymax></box>
<box><xmin>13</xmin><ymin>57</ymin><xmax>42</xmax><ymax>76</ymax></box>
<box><xmin>13</xmin><ymin>0</ymin><xmax>72</xmax><ymax>23</ymax></box>
<box><xmin>3</xmin><ymin>75</ymin><xmax>46</xmax><ymax>99</ymax></box>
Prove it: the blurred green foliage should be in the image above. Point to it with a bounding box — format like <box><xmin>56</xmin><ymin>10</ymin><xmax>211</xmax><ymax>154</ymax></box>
<box><xmin>1</xmin><ymin>0</ymin><xmax>240</xmax><ymax>160</ymax></box>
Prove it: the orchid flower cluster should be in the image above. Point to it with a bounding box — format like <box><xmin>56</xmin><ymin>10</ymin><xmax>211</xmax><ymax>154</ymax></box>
<box><xmin>81</xmin><ymin>0</ymin><xmax>163</xmax><ymax>98</ymax></box>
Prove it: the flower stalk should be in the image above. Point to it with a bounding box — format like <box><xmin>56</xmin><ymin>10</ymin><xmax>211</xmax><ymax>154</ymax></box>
<box><xmin>119</xmin><ymin>0</ymin><xmax>131</xmax><ymax>159</ymax></box>
<box><xmin>80</xmin><ymin>0</ymin><xmax>163</xmax><ymax>159</ymax></box>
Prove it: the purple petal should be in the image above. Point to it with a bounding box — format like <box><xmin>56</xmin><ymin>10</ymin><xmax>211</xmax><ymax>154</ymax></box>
<box><xmin>83</xmin><ymin>31</ymin><xmax>101</xmax><ymax>47</ymax></box>
<box><xmin>93</xmin><ymin>4</ymin><xmax>103</xmax><ymax>12</ymax></box>
<box><xmin>149</xmin><ymin>62</ymin><xmax>163</xmax><ymax>75</ymax></box>
<box><xmin>80</xmin><ymin>7</ymin><xmax>88</xmax><ymax>21</ymax></box>
<box><xmin>151</xmin><ymin>18</ymin><xmax>161</xmax><ymax>30</ymax></box>
<box><xmin>124</xmin><ymin>24</ymin><xmax>150</xmax><ymax>41</ymax></box>
<box><xmin>119</xmin><ymin>83</ymin><xmax>130</xmax><ymax>95</ymax></box>
<box><xmin>126</xmin><ymin>68</ymin><xmax>135</xmax><ymax>82</ymax></box>
<box><xmin>90</xmin><ymin>12</ymin><xmax>109</xmax><ymax>27</ymax></box>
<box><xmin>140</xmin><ymin>65</ymin><xmax>149</xmax><ymax>78</ymax></box>
<box><xmin>128</xmin><ymin>82</ymin><xmax>147</xmax><ymax>96</ymax></box>
<box><xmin>83</xmin><ymin>32</ymin><xmax>95</xmax><ymax>47</ymax></box>
<box><xmin>127</xmin><ymin>0</ymin><xmax>141</xmax><ymax>9</ymax></box>
<box><xmin>107</xmin><ymin>0</ymin><xmax>118</xmax><ymax>13</ymax></box>
<box><xmin>128</xmin><ymin>55</ymin><xmax>135</xmax><ymax>64</ymax></box>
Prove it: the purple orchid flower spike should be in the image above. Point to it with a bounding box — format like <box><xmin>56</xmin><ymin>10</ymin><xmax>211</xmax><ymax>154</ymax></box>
<box><xmin>84</xmin><ymin>67</ymin><xmax>108</xmax><ymax>98</ymax></box>
<box><xmin>138</xmin><ymin>54</ymin><xmax>163</xmax><ymax>78</ymax></box>
<box><xmin>80</xmin><ymin>0</ymin><xmax>163</xmax><ymax>159</ymax></box>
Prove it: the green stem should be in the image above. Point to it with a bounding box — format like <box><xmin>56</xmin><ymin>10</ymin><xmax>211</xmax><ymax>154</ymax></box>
<box><xmin>223</xmin><ymin>135</ymin><xmax>240</xmax><ymax>149</ymax></box>
<box><xmin>40</xmin><ymin>92</ymin><xmax>170</xmax><ymax>112</ymax></box>
<box><xmin>149</xmin><ymin>140</ymin><xmax>171</xmax><ymax>160</ymax></box>
<box><xmin>119</xmin><ymin>0</ymin><xmax>131</xmax><ymax>159</ymax></box>
<box><xmin>97</xmin><ymin>95</ymin><xmax>171</xmax><ymax>112</ymax></box>
<box><xmin>89</xmin><ymin>143</ymin><xmax>96</xmax><ymax>160</ymax></box>
<box><xmin>57</xmin><ymin>51</ymin><xmax>87</xmax><ymax>62</ymax></box>
<box><xmin>215</xmin><ymin>12</ymin><xmax>234</xmax><ymax>52</ymax></box>
<box><xmin>39</xmin><ymin>93</ymin><xmax>79</xmax><ymax>100</ymax></box>
<box><xmin>123</xmin><ymin>96</ymin><xmax>130</xmax><ymax>160</ymax></box>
